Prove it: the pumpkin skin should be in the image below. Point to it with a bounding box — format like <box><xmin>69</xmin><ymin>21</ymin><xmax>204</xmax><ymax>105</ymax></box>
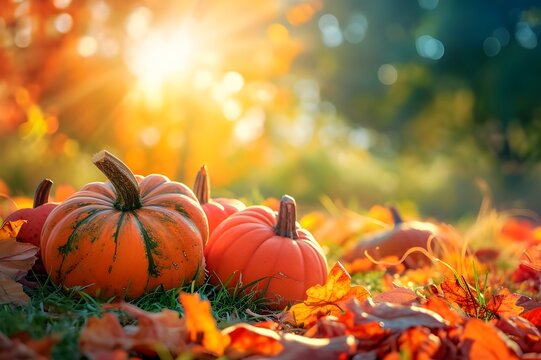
<box><xmin>41</xmin><ymin>151</ymin><xmax>208</xmax><ymax>299</ymax></box>
<box><xmin>205</xmin><ymin>195</ymin><xmax>328</xmax><ymax>309</ymax></box>
<box><xmin>341</xmin><ymin>207</ymin><xmax>440</xmax><ymax>269</ymax></box>
<box><xmin>193</xmin><ymin>165</ymin><xmax>245</xmax><ymax>237</ymax></box>
<box><xmin>5</xmin><ymin>179</ymin><xmax>57</xmax><ymax>250</ymax></box>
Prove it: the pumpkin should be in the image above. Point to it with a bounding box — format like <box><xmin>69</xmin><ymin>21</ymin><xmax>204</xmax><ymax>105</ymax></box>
<box><xmin>205</xmin><ymin>195</ymin><xmax>328</xmax><ymax>309</ymax></box>
<box><xmin>4</xmin><ymin>179</ymin><xmax>57</xmax><ymax>250</ymax></box>
<box><xmin>40</xmin><ymin>150</ymin><xmax>208</xmax><ymax>299</ymax></box>
<box><xmin>193</xmin><ymin>165</ymin><xmax>245</xmax><ymax>236</ymax></box>
<box><xmin>341</xmin><ymin>207</ymin><xmax>440</xmax><ymax>269</ymax></box>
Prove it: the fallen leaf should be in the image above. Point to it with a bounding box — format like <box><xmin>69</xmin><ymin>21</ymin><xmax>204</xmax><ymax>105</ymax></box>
<box><xmin>79</xmin><ymin>312</ymin><xmax>133</xmax><ymax>357</ymax></box>
<box><xmin>422</xmin><ymin>297</ymin><xmax>463</xmax><ymax>326</ymax></box>
<box><xmin>521</xmin><ymin>307</ymin><xmax>541</xmax><ymax>329</ymax></box>
<box><xmin>460</xmin><ymin>319</ymin><xmax>520</xmax><ymax>359</ymax></box>
<box><xmin>288</xmin><ymin>262</ymin><xmax>370</xmax><ymax>328</ymax></box>
<box><xmin>273</xmin><ymin>333</ymin><xmax>357</xmax><ymax>360</ymax></box>
<box><xmin>179</xmin><ymin>292</ymin><xmax>230</xmax><ymax>356</ymax></box>
<box><xmin>0</xmin><ymin>331</ymin><xmax>59</xmax><ymax>360</ymax></box>
<box><xmin>373</xmin><ymin>287</ymin><xmax>419</xmax><ymax>306</ymax></box>
<box><xmin>340</xmin><ymin>298</ymin><xmax>448</xmax><ymax>332</ymax></box>
<box><xmin>0</xmin><ymin>273</ymin><xmax>30</xmax><ymax>305</ymax></box>
<box><xmin>487</xmin><ymin>288</ymin><xmax>524</xmax><ymax>318</ymax></box>
<box><xmin>0</xmin><ymin>238</ymin><xmax>39</xmax><ymax>281</ymax></box>
<box><xmin>81</xmin><ymin>302</ymin><xmax>188</xmax><ymax>358</ymax></box>
<box><xmin>495</xmin><ymin>316</ymin><xmax>541</xmax><ymax>354</ymax></box>
<box><xmin>223</xmin><ymin>323</ymin><xmax>283</xmax><ymax>359</ymax></box>
<box><xmin>439</xmin><ymin>275</ymin><xmax>479</xmax><ymax>318</ymax></box>
<box><xmin>397</xmin><ymin>326</ymin><xmax>441</xmax><ymax>360</ymax></box>
<box><xmin>303</xmin><ymin>317</ymin><xmax>347</xmax><ymax>339</ymax></box>
<box><xmin>0</xmin><ymin>219</ymin><xmax>26</xmax><ymax>240</ymax></box>
<box><xmin>0</xmin><ymin>220</ymin><xmax>38</xmax><ymax>305</ymax></box>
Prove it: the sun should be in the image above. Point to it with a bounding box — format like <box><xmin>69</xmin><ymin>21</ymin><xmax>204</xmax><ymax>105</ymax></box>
<box><xmin>126</xmin><ymin>26</ymin><xmax>199</xmax><ymax>97</ymax></box>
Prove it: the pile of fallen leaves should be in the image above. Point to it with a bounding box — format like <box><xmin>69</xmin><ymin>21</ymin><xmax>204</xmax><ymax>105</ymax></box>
<box><xmin>2</xmin><ymin>208</ymin><xmax>541</xmax><ymax>359</ymax></box>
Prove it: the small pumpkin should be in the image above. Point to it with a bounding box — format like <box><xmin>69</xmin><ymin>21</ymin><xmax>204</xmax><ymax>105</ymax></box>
<box><xmin>41</xmin><ymin>150</ymin><xmax>208</xmax><ymax>299</ymax></box>
<box><xmin>193</xmin><ymin>165</ymin><xmax>245</xmax><ymax>236</ymax></box>
<box><xmin>205</xmin><ymin>195</ymin><xmax>328</xmax><ymax>309</ymax></box>
<box><xmin>341</xmin><ymin>207</ymin><xmax>440</xmax><ymax>268</ymax></box>
<box><xmin>4</xmin><ymin>179</ymin><xmax>57</xmax><ymax>250</ymax></box>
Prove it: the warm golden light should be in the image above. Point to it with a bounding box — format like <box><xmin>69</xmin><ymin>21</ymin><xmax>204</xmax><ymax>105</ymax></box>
<box><xmin>126</xmin><ymin>27</ymin><xmax>199</xmax><ymax>99</ymax></box>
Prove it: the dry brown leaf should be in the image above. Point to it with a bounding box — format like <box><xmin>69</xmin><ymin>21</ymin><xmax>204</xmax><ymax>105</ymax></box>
<box><xmin>288</xmin><ymin>262</ymin><xmax>370</xmax><ymax>328</ymax></box>
<box><xmin>0</xmin><ymin>220</ymin><xmax>38</xmax><ymax>305</ymax></box>
<box><xmin>0</xmin><ymin>273</ymin><xmax>30</xmax><ymax>305</ymax></box>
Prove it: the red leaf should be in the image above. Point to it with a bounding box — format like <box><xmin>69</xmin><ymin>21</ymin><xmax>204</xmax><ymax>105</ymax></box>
<box><xmin>0</xmin><ymin>332</ymin><xmax>59</xmax><ymax>360</ymax></box>
<box><xmin>521</xmin><ymin>308</ymin><xmax>541</xmax><ymax>329</ymax></box>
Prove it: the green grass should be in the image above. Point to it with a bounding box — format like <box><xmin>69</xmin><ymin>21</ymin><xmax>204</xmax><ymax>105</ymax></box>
<box><xmin>0</xmin><ymin>274</ymin><xmax>274</xmax><ymax>359</ymax></box>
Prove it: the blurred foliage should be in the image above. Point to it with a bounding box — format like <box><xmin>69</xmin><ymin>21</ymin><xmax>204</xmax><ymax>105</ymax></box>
<box><xmin>0</xmin><ymin>0</ymin><xmax>540</xmax><ymax>221</ymax></box>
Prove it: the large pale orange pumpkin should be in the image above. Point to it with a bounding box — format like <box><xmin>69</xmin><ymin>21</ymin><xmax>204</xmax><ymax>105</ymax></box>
<box><xmin>193</xmin><ymin>165</ymin><xmax>245</xmax><ymax>236</ymax></box>
<box><xmin>342</xmin><ymin>207</ymin><xmax>440</xmax><ymax>268</ymax></box>
<box><xmin>41</xmin><ymin>150</ymin><xmax>208</xmax><ymax>299</ymax></box>
<box><xmin>205</xmin><ymin>195</ymin><xmax>328</xmax><ymax>309</ymax></box>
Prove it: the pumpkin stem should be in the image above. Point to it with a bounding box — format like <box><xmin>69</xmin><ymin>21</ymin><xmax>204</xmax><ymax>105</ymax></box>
<box><xmin>389</xmin><ymin>206</ymin><xmax>404</xmax><ymax>225</ymax></box>
<box><xmin>274</xmin><ymin>195</ymin><xmax>299</xmax><ymax>239</ymax></box>
<box><xmin>33</xmin><ymin>179</ymin><xmax>53</xmax><ymax>208</ymax></box>
<box><xmin>92</xmin><ymin>150</ymin><xmax>142</xmax><ymax>211</ymax></box>
<box><xmin>194</xmin><ymin>165</ymin><xmax>210</xmax><ymax>204</ymax></box>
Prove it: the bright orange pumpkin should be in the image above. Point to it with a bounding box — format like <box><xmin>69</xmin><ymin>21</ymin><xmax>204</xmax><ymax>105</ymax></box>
<box><xmin>341</xmin><ymin>207</ymin><xmax>440</xmax><ymax>268</ymax></box>
<box><xmin>205</xmin><ymin>195</ymin><xmax>328</xmax><ymax>309</ymax></box>
<box><xmin>41</xmin><ymin>150</ymin><xmax>208</xmax><ymax>299</ymax></box>
<box><xmin>193</xmin><ymin>165</ymin><xmax>245</xmax><ymax>236</ymax></box>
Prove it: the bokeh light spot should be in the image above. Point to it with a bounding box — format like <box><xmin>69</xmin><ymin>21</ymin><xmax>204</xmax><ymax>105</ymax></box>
<box><xmin>483</xmin><ymin>37</ymin><xmax>501</xmax><ymax>57</ymax></box>
<box><xmin>234</xmin><ymin>107</ymin><xmax>265</xmax><ymax>143</ymax></box>
<box><xmin>140</xmin><ymin>127</ymin><xmax>161</xmax><ymax>147</ymax></box>
<box><xmin>415</xmin><ymin>35</ymin><xmax>445</xmax><ymax>60</ymax></box>
<box><xmin>77</xmin><ymin>36</ymin><xmax>98</xmax><ymax>57</ymax></box>
<box><xmin>223</xmin><ymin>99</ymin><xmax>242</xmax><ymax>120</ymax></box>
<box><xmin>344</xmin><ymin>13</ymin><xmax>368</xmax><ymax>44</ymax></box>
<box><xmin>418</xmin><ymin>0</ymin><xmax>439</xmax><ymax>10</ymax></box>
<box><xmin>53</xmin><ymin>0</ymin><xmax>71</xmax><ymax>9</ymax></box>
<box><xmin>319</xmin><ymin>14</ymin><xmax>343</xmax><ymax>47</ymax></box>
<box><xmin>516</xmin><ymin>22</ymin><xmax>537</xmax><ymax>49</ymax></box>
<box><xmin>54</xmin><ymin>13</ymin><xmax>73</xmax><ymax>34</ymax></box>
<box><xmin>377</xmin><ymin>64</ymin><xmax>398</xmax><ymax>85</ymax></box>
<box><xmin>222</xmin><ymin>72</ymin><xmax>245</xmax><ymax>94</ymax></box>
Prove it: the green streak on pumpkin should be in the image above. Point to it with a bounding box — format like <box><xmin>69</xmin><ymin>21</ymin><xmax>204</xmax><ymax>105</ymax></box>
<box><xmin>112</xmin><ymin>212</ymin><xmax>126</xmax><ymax>263</ymax></box>
<box><xmin>174</xmin><ymin>204</ymin><xmax>190</xmax><ymax>218</ymax></box>
<box><xmin>132</xmin><ymin>212</ymin><xmax>160</xmax><ymax>277</ymax></box>
<box><xmin>57</xmin><ymin>208</ymin><xmax>108</xmax><ymax>280</ymax></box>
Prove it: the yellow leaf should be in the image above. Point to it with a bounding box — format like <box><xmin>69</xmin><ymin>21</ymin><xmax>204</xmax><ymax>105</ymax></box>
<box><xmin>0</xmin><ymin>220</ymin><xmax>26</xmax><ymax>240</ymax></box>
<box><xmin>288</xmin><ymin>262</ymin><xmax>370</xmax><ymax>328</ymax></box>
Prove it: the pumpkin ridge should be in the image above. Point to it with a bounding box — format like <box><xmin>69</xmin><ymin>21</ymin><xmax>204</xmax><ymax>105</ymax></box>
<box><xmin>132</xmin><ymin>212</ymin><xmax>160</xmax><ymax>277</ymax></box>
<box><xmin>56</xmin><ymin>208</ymin><xmax>110</xmax><ymax>280</ymax></box>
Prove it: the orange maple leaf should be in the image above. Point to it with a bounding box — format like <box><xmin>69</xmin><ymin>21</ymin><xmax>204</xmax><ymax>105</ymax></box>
<box><xmin>288</xmin><ymin>262</ymin><xmax>370</xmax><ymax>328</ymax></box>
<box><xmin>179</xmin><ymin>292</ymin><xmax>230</xmax><ymax>356</ymax></box>
<box><xmin>223</xmin><ymin>323</ymin><xmax>283</xmax><ymax>359</ymax></box>
<box><xmin>487</xmin><ymin>288</ymin><xmax>524</xmax><ymax>318</ymax></box>
<box><xmin>461</xmin><ymin>319</ymin><xmax>520</xmax><ymax>359</ymax></box>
